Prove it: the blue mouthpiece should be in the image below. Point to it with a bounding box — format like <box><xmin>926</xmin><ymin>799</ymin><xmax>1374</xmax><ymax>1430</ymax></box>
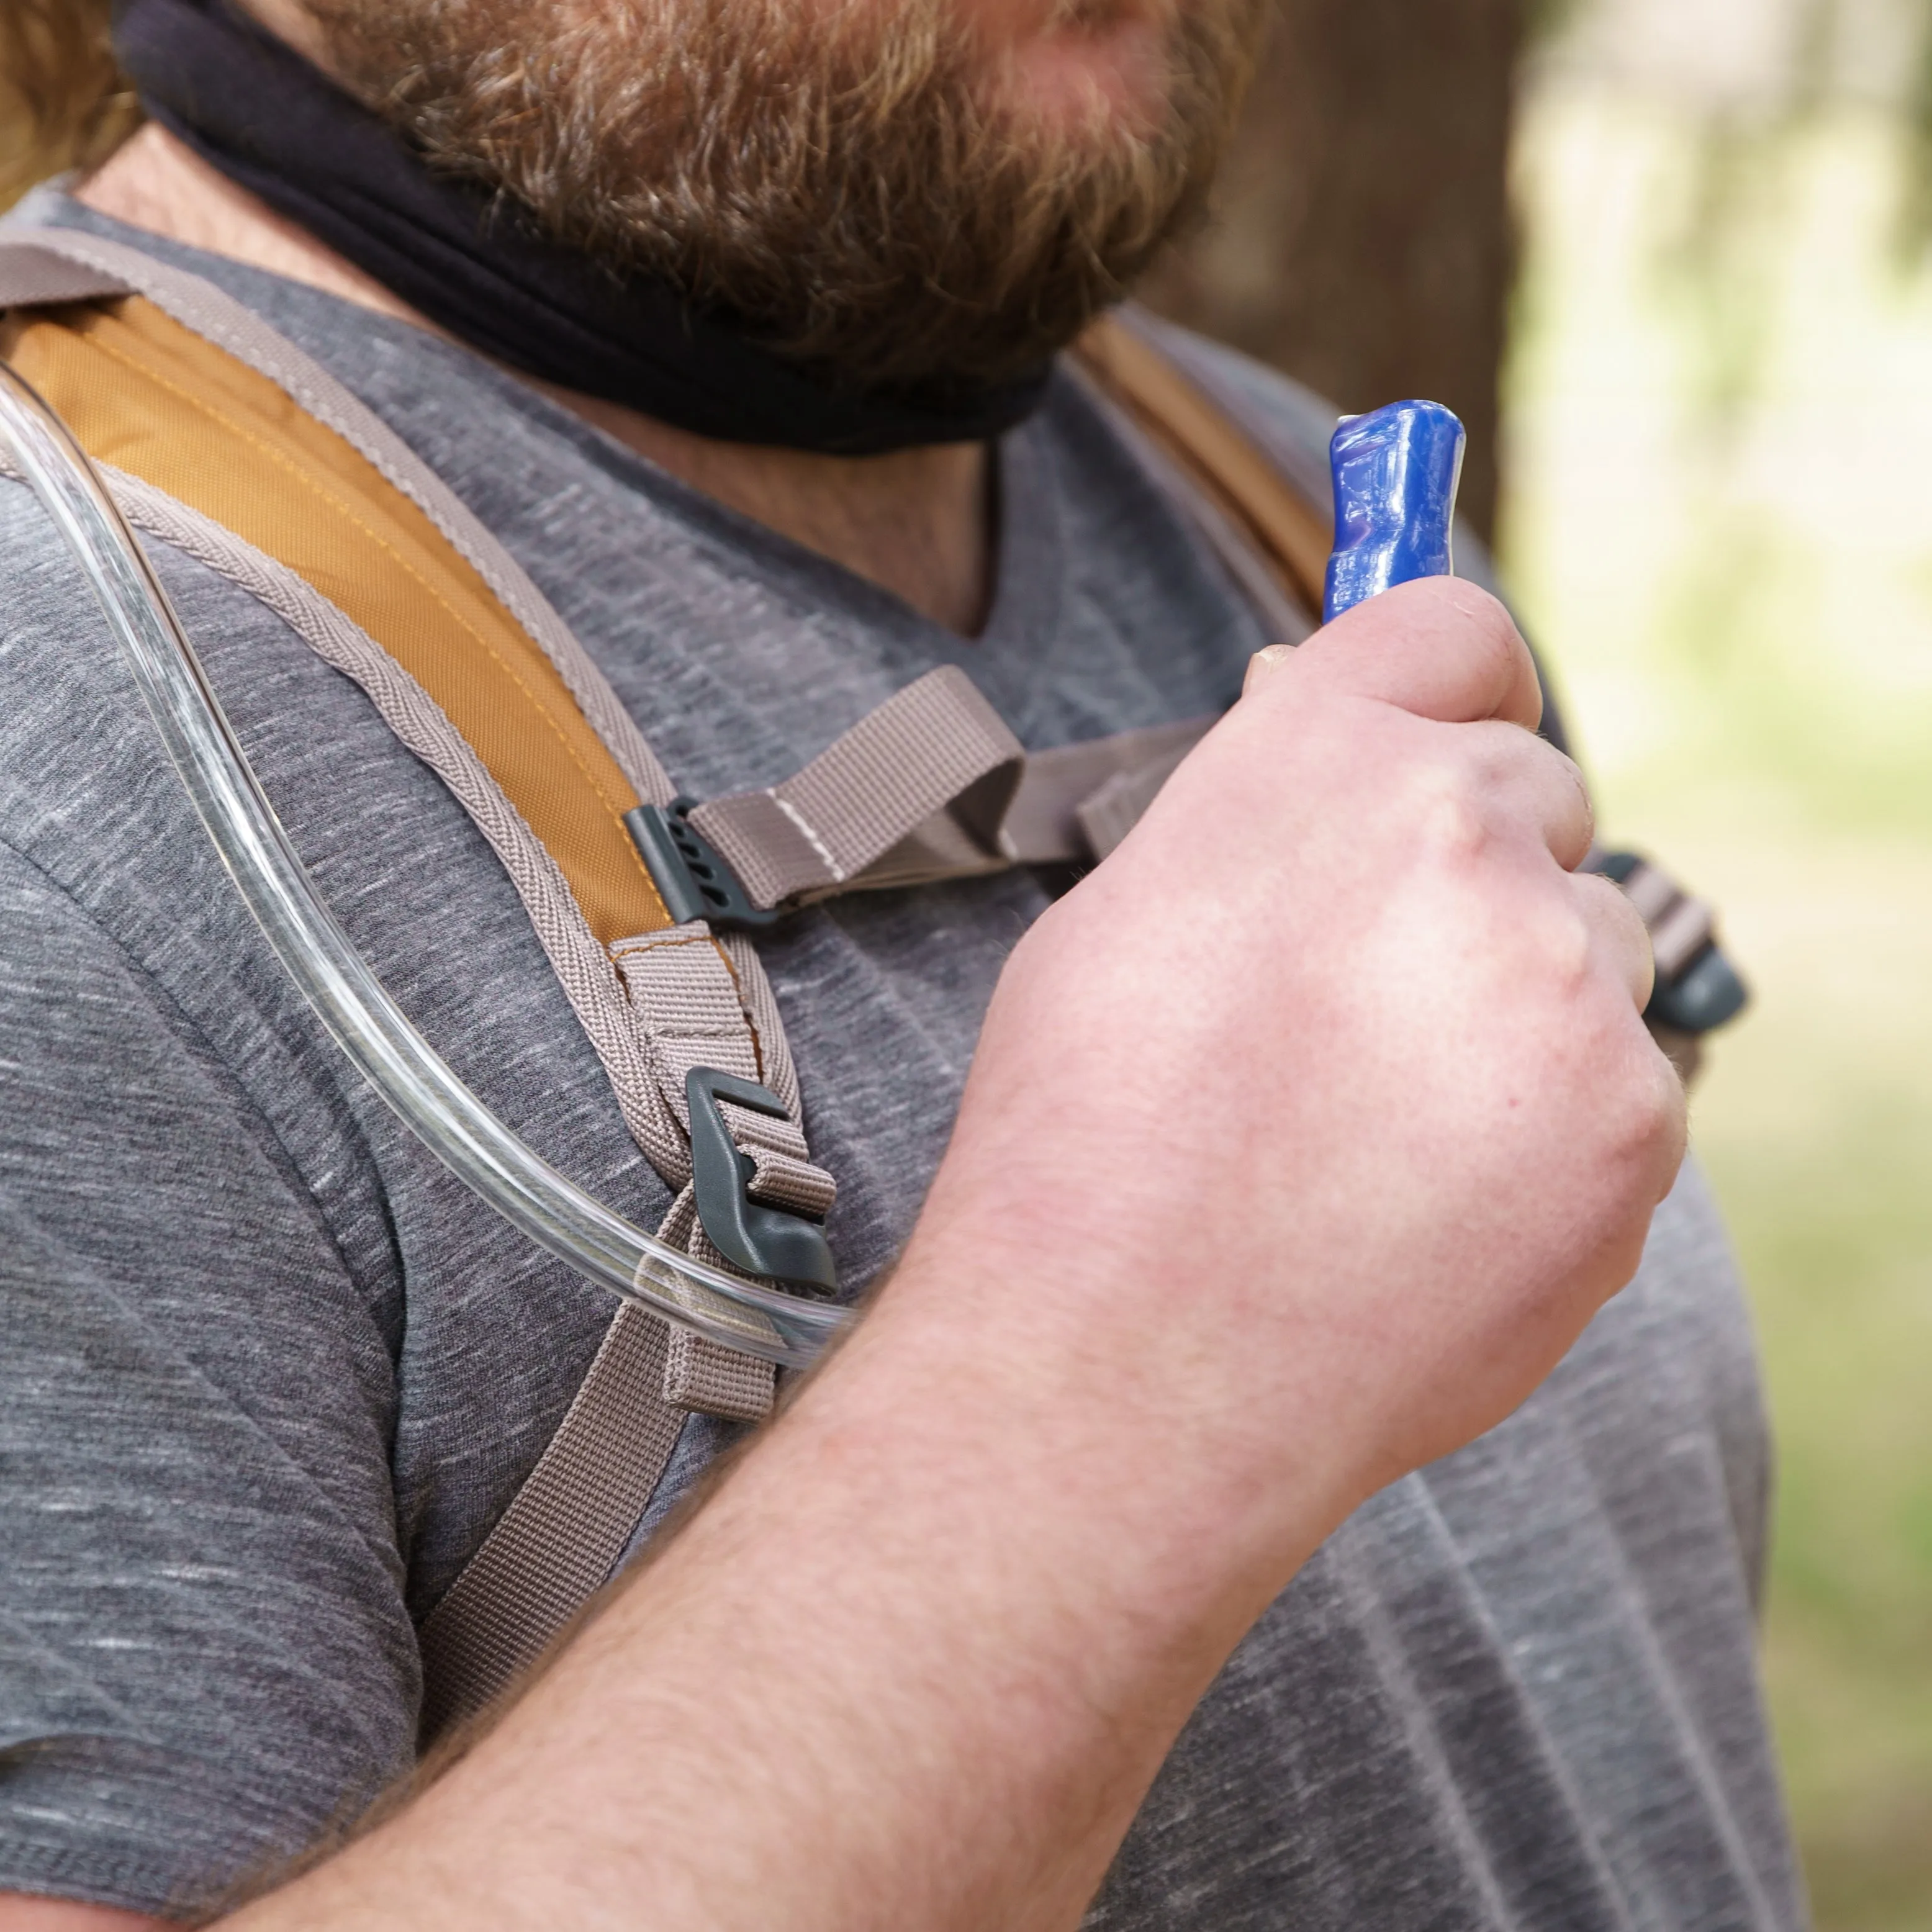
<box><xmin>1323</xmin><ymin>401</ymin><xmax>1468</xmax><ymax>624</ymax></box>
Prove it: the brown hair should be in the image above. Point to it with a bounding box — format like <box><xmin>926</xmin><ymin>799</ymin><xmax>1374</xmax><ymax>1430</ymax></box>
<box><xmin>314</xmin><ymin>0</ymin><xmax>1266</xmax><ymax>392</ymax></box>
<box><xmin>0</xmin><ymin>0</ymin><xmax>141</xmax><ymax>213</ymax></box>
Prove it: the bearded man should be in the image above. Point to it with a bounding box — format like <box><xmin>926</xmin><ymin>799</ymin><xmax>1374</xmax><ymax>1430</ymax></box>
<box><xmin>0</xmin><ymin>2</ymin><xmax>1796</xmax><ymax>1928</ymax></box>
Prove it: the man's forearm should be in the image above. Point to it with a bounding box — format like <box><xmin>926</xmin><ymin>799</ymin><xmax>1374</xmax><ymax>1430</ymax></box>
<box><xmin>231</xmin><ymin>1230</ymin><xmax>1352</xmax><ymax>1932</ymax></box>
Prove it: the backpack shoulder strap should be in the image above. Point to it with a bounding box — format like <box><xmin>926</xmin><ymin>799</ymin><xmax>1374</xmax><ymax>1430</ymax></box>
<box><xmin>1073</xmin><ymin>311</ymin><xmax>1332</xmax><ymax>626</ymax></box>
<box><xmin>0</xmin><ymin>230</ymin><xmax>837</xmax><ymax>1736</ymax></box>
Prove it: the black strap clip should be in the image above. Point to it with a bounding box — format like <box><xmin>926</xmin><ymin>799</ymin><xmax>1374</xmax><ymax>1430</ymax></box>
<box><xmin>1586</xmin><ymin>849</ymin><xmax>1749</xmax><ymax>1034</ymax></box>
<box><xmin>686</xmin><ymin>1068</ymin><xmax>837</xmax><ymax>1294</ymax></box>
<box><xmin>626</xmin><ymin>798</ymin><xmax>783</xmax><ymax>931</ymax></box>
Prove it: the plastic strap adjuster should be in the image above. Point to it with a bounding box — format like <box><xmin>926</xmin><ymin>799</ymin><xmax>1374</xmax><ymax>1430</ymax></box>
<box><xmin>685</xmin><ymin>1068</ymin><xmax>838</xmax><ymax>1294</ymax></box>
<box><xmin>1586</xmin><ymin>849</ymin><xmax>1749</xmax><ymax>1034</ymax></box>
<box><xmin>626</xmin><ymin>798</ymin><xmax>784</xmax><ymax>931</ymax></box>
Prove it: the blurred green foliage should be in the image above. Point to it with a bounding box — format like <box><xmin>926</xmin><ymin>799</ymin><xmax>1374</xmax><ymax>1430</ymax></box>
<box><xmin>1505</xmin><ymin>36</ymin><xmax>1932</xmax><ymax>1923</ymax></box>
<box><xmin>1898</xmin><ymin>0</ymin><xmax>1932</xmax><ymax>256</ymax></box>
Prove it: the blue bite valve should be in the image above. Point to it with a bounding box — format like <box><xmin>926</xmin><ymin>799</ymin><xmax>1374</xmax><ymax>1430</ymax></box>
<box><xmin>1323</xmin><ymin>402</ymin><xmax>1468</xmax><ymax>625</ymax></box>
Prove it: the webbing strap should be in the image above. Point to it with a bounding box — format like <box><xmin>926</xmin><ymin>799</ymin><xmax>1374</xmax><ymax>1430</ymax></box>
<box><xmin>417</xmin><ymin>1300</ymin><xmax>683</xmax><ymax>1740</ymax></box>
<box><xmin>0</xmin><ymin>240</ymin><xmax>133</xmax><ymax>310</ymax></box>
<box><xmin>685</xmin><ymin>670</ymin><xmax>1220</xmax><ymax>902</ymax></box>
<box><xmin>690</xmin><ymin>664</ymin><xmax>1024</xmax><ymax>907</ymax></box>
<box><xmin>623</xmin><ymin>310</ymin><xmax>1337</xmax><ymax>918</ymax></box>
<box><xmin>675</xmin><ymin>699</ymin><xmax>1217</xmax><ymax>903</ymax></box>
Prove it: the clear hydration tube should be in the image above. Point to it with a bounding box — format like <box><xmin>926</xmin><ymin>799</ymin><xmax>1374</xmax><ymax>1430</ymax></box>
<box><xmin>0</xmin><ymin>359</ymin><xmax>847</xmax><ymax>1369</ymax></box>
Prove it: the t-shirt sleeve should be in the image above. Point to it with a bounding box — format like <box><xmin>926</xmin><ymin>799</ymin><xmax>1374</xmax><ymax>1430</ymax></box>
<box><xmin>0</xmin><ymin>841</ymin><xmax>419</xmax><ymax>1919</ymax></box>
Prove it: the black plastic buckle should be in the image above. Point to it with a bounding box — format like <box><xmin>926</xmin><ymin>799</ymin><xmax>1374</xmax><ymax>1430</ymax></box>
<box><xmin>1588</xmin><ymin>850</ymin><xmax>1749</xmax><ymax>1034</ymax></box>
<box><xmin>1645</xmin><ymin>945</ymin><xmax>1749</xmax><ymax>1034</ymax></box>
<box><xmin>686</xmin><ymin>1067</ymin><xmax>838</xmax><ymax>1294</ymax></box>
<box><xmin>626</xmin><ymin>798</ymin><xmax>783</xmax><ymax>931</ymax></box>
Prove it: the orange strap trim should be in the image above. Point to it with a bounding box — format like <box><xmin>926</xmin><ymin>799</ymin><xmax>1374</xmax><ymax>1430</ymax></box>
<box><xmin>1074</xmin><ymin>315</ymin><xmax>1332</xmax><ymax>621</ymax></box>
<box><xmin>1</xmin><ymin>297</ymin><xmax>670</xmax><ymax>947</ymax></box>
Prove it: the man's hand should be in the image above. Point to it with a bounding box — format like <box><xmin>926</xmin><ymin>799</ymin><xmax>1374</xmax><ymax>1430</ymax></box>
<box><xmin>922</xmin><ymin>574</ymin><xmax>1681</xmax><ymax>1558</ymax></box>
<box><xmin>5</xmin><ymin>579</ymin><xmax>1684</xmax><ymax>1932</ymax></box>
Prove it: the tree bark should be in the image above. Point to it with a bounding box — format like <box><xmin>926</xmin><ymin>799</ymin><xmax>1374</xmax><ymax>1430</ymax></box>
<box><xmin>1142</xmin><ymin>0</ymin><xmax>1530</xmax><ymax>541</ymax></box>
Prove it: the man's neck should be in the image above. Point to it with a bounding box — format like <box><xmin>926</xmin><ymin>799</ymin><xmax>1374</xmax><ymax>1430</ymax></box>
<box><xmin>76</xmin><ymin>126</ymin><xmax>997</xmax><ymax>636</ymax></box>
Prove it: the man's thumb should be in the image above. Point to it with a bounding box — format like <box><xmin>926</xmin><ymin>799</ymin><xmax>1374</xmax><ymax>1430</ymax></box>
<box><xmin>1251</xmin><ymin>577</ymin><xmax>1543</xmax><ymax>730</ymax></box>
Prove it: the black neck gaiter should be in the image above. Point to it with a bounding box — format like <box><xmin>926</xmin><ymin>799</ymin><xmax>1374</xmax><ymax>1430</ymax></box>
<box><xmin>110</xmin><ymin>0</ymin><xmax>1054</xmax><ymax>454</ymax></box>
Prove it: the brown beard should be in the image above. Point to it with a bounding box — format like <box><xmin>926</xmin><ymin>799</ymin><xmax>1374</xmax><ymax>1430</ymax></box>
<box><xmin>302</xmin><ymin>0</ymin><xmax>1268</xmax><ymax>394</ymax></box>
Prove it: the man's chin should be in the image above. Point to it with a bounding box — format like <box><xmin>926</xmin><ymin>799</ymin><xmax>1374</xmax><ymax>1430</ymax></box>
<box><xmin>304</xmin><ymin>0</ymin><xmax>1258</xmax><ymax>393</ymax></box>
<box><xmin>1001</xmin><ymin>12</ymin><xmax>1173</xmax><ymax>136</ymax></box>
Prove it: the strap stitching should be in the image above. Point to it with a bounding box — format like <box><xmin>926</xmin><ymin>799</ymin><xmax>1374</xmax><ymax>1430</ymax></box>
<box><xmin>611</xmin><ymin>928</ymin><xmax>770</xmax><ymax>1093</ymax></box>
<box><xmin>769</xmin><ymin>791</ymin><xmax>845</xmax><ymax>884</ymax></box>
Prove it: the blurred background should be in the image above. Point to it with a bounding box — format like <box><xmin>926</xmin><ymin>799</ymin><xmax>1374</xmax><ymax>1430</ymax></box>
<box><xmin>1146</xmin><ymin>0</ymin><xmax>1932</xmax><ymax>1923</ymax></box>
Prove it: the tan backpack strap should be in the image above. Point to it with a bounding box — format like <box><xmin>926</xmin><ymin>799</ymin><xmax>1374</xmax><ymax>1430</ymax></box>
<box><xmin>1</xmin><ymin>230</ymin><xmax>682</xmax><ymax>805</ymax></box>
<box><xmin>0</xmin><ymin>261</ymin><xmax>836</xmax><ymax>1352</ymax></box>
<box><xmin>415</xmin><ymin>1300</ymin><xmax>685</xmax><ymax>1740</ymax></box>
<box><xmin>1073</xmin><ymin>310</ymin><xmax>1332</xmax><ymax>625</ymax></box>
<box><xmin>0</xmin><ymin>232</ymin><xmax>840</xmax><ymax>1733</ymax></box>
<box><xmin>1</xmin><ymin>289</ymin><xmax>672</xmax><ymax>944</ymax></box>
<box><xmin>0</xmin><ymin>418</ymin><xmax>708</xmax><ymax>1743</ymax></box>
<box><xmin>682</xmin><ymin>665</ymin><xmax>1025</xmax><ymax>908</ymax></box>
<box><xmin>635</xmin><ymin>667</ymin><xmax>1218</xmax><ymax>911</ymax></box>
<box><xmin>0</xmin><ymin>239</ymin><xmax>135</xmax><ymax>309</ymax></box>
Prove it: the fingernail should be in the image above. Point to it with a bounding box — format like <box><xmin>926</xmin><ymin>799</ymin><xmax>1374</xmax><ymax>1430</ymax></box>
<box><xmin>1242</xmin><ymin>643</ymin><xmax>1294</xmax><ymax>694</ymax></box>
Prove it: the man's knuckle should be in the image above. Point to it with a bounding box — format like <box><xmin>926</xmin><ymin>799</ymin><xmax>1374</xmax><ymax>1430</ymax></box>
<box><xmin>1527</xmin><ymin>896</ymin><xmax>1596</xmax><ymax>986</ymax></box>
<box><xmin>1406</xmin><ymin>759</ymin><xmax>1492</xmax><ymax>865</ymax></box>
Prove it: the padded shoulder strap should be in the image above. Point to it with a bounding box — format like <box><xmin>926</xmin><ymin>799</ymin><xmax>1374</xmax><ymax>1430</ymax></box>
<box><xmin>0</xmin><ymin>232</ymin><xmax>838</xmax><ymax>1736</ymax></box>
<box><xmin>1073</xmin><ymin>311</ymin><xmax>1332</xmax><ymax>625</ymax></box>
<box><xmin>4</xmin><ymin>294</ymin><xmax>675</xmax><ymax>943</ymax></box>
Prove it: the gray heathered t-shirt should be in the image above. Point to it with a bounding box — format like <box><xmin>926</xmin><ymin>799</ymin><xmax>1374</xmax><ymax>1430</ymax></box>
<box><xmin>0</xmin><ymin>193</ymin><xmax>1804</xmax><ymax>1928</ymax></box>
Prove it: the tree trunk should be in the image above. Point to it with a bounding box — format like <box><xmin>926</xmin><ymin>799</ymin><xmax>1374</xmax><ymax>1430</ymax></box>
<box><xmin>1142</xmin><ymin>0</ymin><xmax>1530</xmax><ymax>541</ymax></box>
